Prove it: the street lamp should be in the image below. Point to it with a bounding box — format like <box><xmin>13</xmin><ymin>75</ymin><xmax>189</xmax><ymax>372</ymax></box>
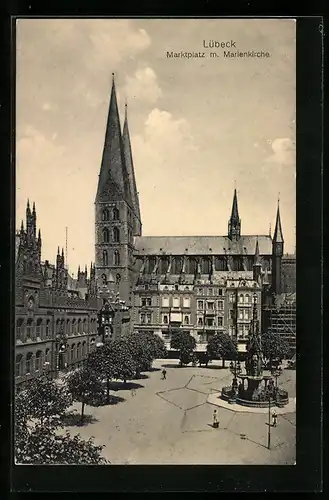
<box><xmin>229</xmin><ymin>358</ymin><xmax>242</xmax><ymax>397</ymax></box>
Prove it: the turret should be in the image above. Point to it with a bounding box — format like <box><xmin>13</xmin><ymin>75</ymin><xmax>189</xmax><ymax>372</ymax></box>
<box><xmin>228</xmin><ymin>188</ymin><xmax>241</xmax><ymax>240</ymax></box>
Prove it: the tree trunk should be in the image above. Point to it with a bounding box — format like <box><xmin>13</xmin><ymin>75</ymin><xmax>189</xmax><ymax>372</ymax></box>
<box><xmin>124</xmin><ymin>378</ymin><xmax>127</xmax><ymax>385</ymax></box>
<box><xmin>106</xmin><ymin>378</ymin><xmax>110</xmax><ymax>403</ymax></box>
<box><xmin>81</xmin><ymin>401</ymin><xmax>85</xmax><ymax>423</ymax></box>
<box><xmin>222</xmin><ymin>358</ymin><xmax>225</xmax><ymax>368</ymax></box>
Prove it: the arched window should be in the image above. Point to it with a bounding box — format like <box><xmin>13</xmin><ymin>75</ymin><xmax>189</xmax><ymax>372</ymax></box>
<box><xmin>45</xmin><ymin>348</ymin><xmax>51</xmax><ymax>364</ymax></box>
<box><xmin>26</xmin><ymin>318</ymin><xmax>33</xmax><ymax>339</ymax></box>
<box><xmin>36</xmin><ymin>318</ymin><xmax>43</xmax><ymax>338</ymax></box>
<box><xmin>114</xmin><ymin>250</ymin><xmax>120</xmax><ymax>266</ymax></box>
<box><xmin>77</xmin><ymin>343</ymin><xmax>81</xmax><ymax>359</ymax></box>
<box><xmin>102</xmin><ymin>208</ymin><xmax>109</xmax><ymax>221</ymax></box>
<box><xmin>103</xmin><ymin>250</ymin><xmax>108</xmax><ymax>266</ymax></box>
<box><xmin>113</xmin><ymin>227</ymin><xmax>120</xmax><ymax>242</ymax></box>
<box><xmin>45</xmin><ymin>320</ymin><xmax>51</xmax><ymax>337</ymax></box>
<box><xmin>26</xmin><ymin>352</ymin><xmax>33</xmax><ymax>374</ymax></box>
<box><xmin>245</xmin><ymin>294</ymin><xmax>250</xmax><ymax>303</ymax></box>
<box><xmin>184</xmin><ymin>315</ymin><xmax>189</xmax><ymax>325</ymax></box>
<box><xmin>239</xmin><ymin>294</ymin><xmax>244</xmax><ymax>303</ymax></box>
<box><xmin>66</xmin><ymin>318</ymin><xmax>71</xmax><ymax>335</ymax></box>
<box><xmin>83</xmin><ymin>318</ymin><xmax>87</xmax><ymax>333</ymax></box>
<box><xmin>112</xmin><ymin>207</ymin><xmax>119</xmax><ymax>220</ymax></box>
<box><xmin>72</xmin><ymin>318</ymin><xmax>77</xmax><ymax>334</ymax></box>
<box><xmin>16</xmin><ymin>318</ymin><xmax>24</xmax><ymax>340</ymax></box>
<box><xmin>35</xmin><ymin>351</ymin><xmax>43</xmax><ymax>372</ymax></box>
<box><xmin>70</xmin><ymin>344</ymin><xmax>75</xmax><ymax>363</ymax></box>
<box><xmin>102</xmin><ymin>228</ymin><xmax>110</xmax><ymax>243</ymax></box>
<box><xmin>82</xmin><ymin>341</ymin><xmax>87</xmax><ymax>357</ymax></box>
<box><xmin>78</xmin><ymin>319</ymin><xmax>82</xmax><ymax>334</ymax></box>
<box><xmin>15</xmin><ymin>354</ymin><xmax>23</xmax><ymax>377</ymax></box>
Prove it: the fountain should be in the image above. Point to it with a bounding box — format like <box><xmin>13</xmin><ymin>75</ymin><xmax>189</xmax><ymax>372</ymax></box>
<box><xmin>221</xmin><ymin>293</ymin><xmax>289</xmax><ymax>408</ymax></box>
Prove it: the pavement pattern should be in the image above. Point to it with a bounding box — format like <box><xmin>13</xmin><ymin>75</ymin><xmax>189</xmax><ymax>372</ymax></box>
<box><xmin>63</xmin><ymin>359</ymin><xmax>296</xmax><ymax>465</ymax></box>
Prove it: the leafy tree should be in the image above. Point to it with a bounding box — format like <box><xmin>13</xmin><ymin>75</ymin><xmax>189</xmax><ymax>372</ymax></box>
<box><xmin>261</xmin><ymin>332</ymin><xmax>289</xmax><ymax>367</ymax></box>
<box><xmin>21</xmin><ymin>375</ymin><xmax>73</xmax><ymax>427</ymax></box>
<box><xmin>86</xmin><ymin>343</ymin><xmax>115</xmax><ymax>403</ymax></box>
<box><xmin>15</xmin><ymin>383</ymin><xmax>108</xmax><ymax>465</ymax></box>
<box><xmin>66</xmin><ymin>366</ymin><xmax>104</xmax><ymax>423</ymax></box>
<box><xmin>170</xmin><ymin>331</ymin><xmax>196</xmax><ymax>366</ymax></box>
<box><xmin>108</xmin><ymin>338</ymin><xmax>137</xmax><ymax>384</ymax></box>
<box><xmin>207</xmin><ymin>333</ymin><xmax>237</xmax><ymax>367</ymax></box>
<box><xmin>127</xmin><ymin>332</ymin><xmax>167</xmax><ymax>376</ymax></box>
<box><xmin>143</xmin><ymin>331</ymin><xmax>167</xmax><ymax>362</ymax></box>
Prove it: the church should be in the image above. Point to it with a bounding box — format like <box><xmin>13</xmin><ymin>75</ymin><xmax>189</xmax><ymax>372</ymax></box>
<box><xmin>95</xmin><ymin>75</ymin><xmax>285</xmax><ymax>352</ymax></box>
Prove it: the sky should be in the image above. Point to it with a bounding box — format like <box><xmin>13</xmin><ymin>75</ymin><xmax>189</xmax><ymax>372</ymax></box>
<box><xmin>16</xmin><ymin>18</ymin><xmax>296</xmax><ymax>274</ymax></box>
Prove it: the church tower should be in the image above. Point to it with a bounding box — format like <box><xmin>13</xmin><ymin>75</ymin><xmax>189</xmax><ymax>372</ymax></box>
<box><xmin>228</xmin><ymin>188</ymin><xmax>241</xmax><ymax>240</ymax></box>
<box><xmin>271</xmin><ymin>200</ymin><xmax>284</xmax><ymax>296</ymax></box>
<box><xmin>94</xmin><ymin>74</ymin><xmax>139</xmax><ymax>316</ymax></box>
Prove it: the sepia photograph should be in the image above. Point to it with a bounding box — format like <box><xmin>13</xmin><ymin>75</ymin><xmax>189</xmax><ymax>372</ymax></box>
<box><xmin>15</xmin><ymin>18</ymin><xmax>296</xmax><ymax>466</ymax></box>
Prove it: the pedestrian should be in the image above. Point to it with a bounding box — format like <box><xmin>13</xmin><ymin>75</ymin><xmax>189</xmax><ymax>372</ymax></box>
<box><xmin>213</xmin><ymin>409</ymin><xmax>219</xmax><ymax>428</ymax></box>
<box><xmin>272</xmin><ymin>409</ymin><xmax>278</xmax><ymax>427</ymax></box>
<box><xmin>162</xmin><ymin>368</ymin><xmax>167</xmax><ymax>380</ymax></box>
<box><xmin>131</xmin><ymin>388</ymin><xmax>136</xmax><ymax>397</ymax></box>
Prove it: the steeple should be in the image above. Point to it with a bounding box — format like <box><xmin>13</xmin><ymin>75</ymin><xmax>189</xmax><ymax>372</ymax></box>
<box><xmin>96</xmin><ymin>73</ymin><xmax>132</xmax><ymax>204</ymax></box>
<box><xmin>228</xmin><ymin>188</ymin><xmax>241</xmax><ymax>240</ymax></box>
<box><xmin>253</xmin><ymin>238</ymin><xmax>262</xmax><ymax>283</ymax></box>
<box><xmin>273</xmin><ymin>198</ymin><xmax>284</xmax><ymax>244</ymax></box>
<box><xmin>122</xmin><ymin>101</ymin><xmax>142</xmax><ymax>236</ymax></box>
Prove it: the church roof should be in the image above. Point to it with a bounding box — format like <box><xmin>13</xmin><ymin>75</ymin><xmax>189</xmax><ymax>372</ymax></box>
<box><xmin>134</xmin><ymin>235</ymin><xmax>272</xmax><ymax>256</ymax></box>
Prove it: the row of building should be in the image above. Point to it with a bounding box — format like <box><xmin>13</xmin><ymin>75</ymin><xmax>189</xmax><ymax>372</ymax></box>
<box><xmin>15</xmin><ymin>74</ymin><xmax>296</xmax><ymax>387</ymax></box>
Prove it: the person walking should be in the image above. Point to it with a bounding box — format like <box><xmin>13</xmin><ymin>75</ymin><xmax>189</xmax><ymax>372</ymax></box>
<box><xmin>213</xmin><ymin>409</ymin><xmax>219</xmax><ymax>428</ymax></box>
<box><xmin>272</xmin><ymin>409</ymin><xmax>278</xmax><ymax>427</ymax></box>
<box><xmin>162</xmin><ymin>368</ymin><xmax>167</xmax><ymax>380</ymax></box>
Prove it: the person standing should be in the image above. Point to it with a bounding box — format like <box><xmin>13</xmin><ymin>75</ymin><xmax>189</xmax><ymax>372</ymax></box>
<box><xmin>162</xmin><ymin>368</ymin><xmax>167</xmax><ymax>380</ymax></box>
<box><xmin>213</xmin><ymin>409</ymin><xmax>219</xmax><ymax>428</ymax></box>
<box><xmin>272</xmin><ymin>409</ymin><xmax>278</xmax><ymax>427</ymax></box>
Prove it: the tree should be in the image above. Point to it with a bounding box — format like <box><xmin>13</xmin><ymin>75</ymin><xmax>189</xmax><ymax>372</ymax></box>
<box><xmin>86</xmin><ymin>343</ymin><xmax>115</xmax><ymax>403</ymax></box>
<box><xmin>15</xmin><ymin>383</ymin><xmax>108</xmax><ymax>465</ymax></box>
<box><xmin>66</xmin><ymin>366</ymin><xmax>104</xmax><ymax>423</ymax></box>
<box><xmin>170</xmin><ymin>331</ymin><xmax>196</xmax><ymax>366</ymax></box>
<box><xmin>108</xmin><ymin>338</ymin><xmax>137</xmax><ymax>384</ymax></box>
<box><xmin>21</xmin><ymin>375</ymin><xmax>73</xmax><ymax>427</ymax></box>
<box><xmin>207</xmin><ymin>333</ymin><xmax>237</xmax><ymax>367</ymax></box>
<box><xmin>261</xmin><ymin>331</ymin><xmax>289</xmax><ymax>367</ymax></box>
<box><xmin>127</xmin><ymin>332</ymin><xmax>167</xmax><ymax>376</ymax></box>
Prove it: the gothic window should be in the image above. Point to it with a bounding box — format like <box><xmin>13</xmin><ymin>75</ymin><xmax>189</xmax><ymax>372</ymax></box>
<box><xmin>66</xmin><ymin>318</ymin><xmax>71</xmax><ymax>335</ymax></box>
<box><xmin>45</xmin><ymin>348</ymin><xmax>51</xmax><ymax>364</ymax></box>
<box><xmin>184</xmin><ymin>315</ymin><xmax>189</xmax><ymax>325</ymax></box>
<box><xmin>245</xmin><ymin>294</ymin><xmax>250</xmax><ymax>303</ymax></box>
<box><xmin>112</xmin><ymin>207</ymin><xmax>120</xmax><ymax>221</ymax></box>
<box><xmin>172</xmin><ymin>257</ymin><xmax>182</xmax><ymax>275</ymax></box>
<box><xmin>15</xmin><ymin>354</ymin><xmax>23</xmax><ymax>377</ymax></box>
<box><xmin>70</xmin><ymin>344</ymin><xmax>75</xmax><ymax>362</ymax></box>
<box><xmin>83</xmin><ymin>318</ymin><xmax>87</xmax><ymax>333</ymax></box>
<box><xmin>82</xmin><ymin>341</ymin><xmax>87</xmax><ymax>357</ymax></box>
<box><xmin>188</xmin><ymin>257</ymin><xmax>197</xmax><ymax>275</ymax></box>
<box><xmin>16</xmin><ymin>318</ymin><xmax>24</xmax><ymax>340</ymax></box>
<box><xmin>26</xmin><ymin>352</ymin><xmax>33</xmax><ymax>374</ymax></box>
<box><xmin>113</xmin><ymin>227</ymin><xmax>120</xmax><ymax>243</ymax></box>
<box><xmin>114</xmin><ymin>251</ymin><xmax>120</xmax><ymax>266</ymax></box>
<box><xmin>77</xmin><ymin>343</ymin><xmax>81</xmax><ymax>359</ymax></box>
<box><xmin>102</xmin><ymin>228</ymin><xmax>110</xmax><ymax>243</ymax></box>
<box><xmin>36</xmin><ymin>318</ymin><xmax>43</xmax><ymax>338</ymax></box>
<box><xmin>202</xmin><ymin>258</ymin><xmax>211</xmax><ymax>275</ymax></box>
<box><xmin>239</xmin><ymin>294</ymin><xmax>244</xmax><ymax>304</ymax></box>
<box><xmin>102</xmin><ymin>208</ymin><xmax>110</xmax><ymax>221</ymax></box>
<box><xmin>26</xmin><ymin>318</ymin><xmax>33</xmax><ymax>339</ymax></box>
<box><xmin>103</xmin><ymin>250</ymin><xmax>108</xmax><ymax>266</ymax></box>
<box><xmin>35</xmin><ymin>351</ymin><xmax>42</xmax><ymax>372</ymax></box>
<box><xmin>72</xmin><ymin>319</ymin><xmax>77</xmax><ymax>334</ymax></box>
<box><xmin>78</xmin><ymin>319</ymin><xmax>82</xmax><ymax>334</ymax></box>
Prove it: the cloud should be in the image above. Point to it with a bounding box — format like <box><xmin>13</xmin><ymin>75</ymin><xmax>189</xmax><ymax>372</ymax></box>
<box><xmin>123</xmin><ymin>67</ymin><xmax>162</xmax><ymax>103</ymax></box>
<box><xmin>265</xmin><ymin>138</ymin><xmax>295</xmax><ymax>166</ymax></box>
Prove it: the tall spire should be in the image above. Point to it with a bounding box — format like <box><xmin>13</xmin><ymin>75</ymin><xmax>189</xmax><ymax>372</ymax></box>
<box><xmin>96</xmin><ymin>73</ymin><xmax>132</xmax><ymax>204</ymax></box>
<box><xmin>122</xmin><ymin>100</ymin><xmax>142</xmax><ymax>235</ymax></box>
<box><xmin>254</xmin><ymin>238</ymin><xmax>261</xmax><ymax>266</ymax></box>
<box><xmin>273</xmin><ymin>198</ymin><xmax>284</xmax><ymax>243</ymax></box>
<box><xmin>228</xmin><ymin>188</ymin><xmax>241</xmax><ymax>240</ymax></box>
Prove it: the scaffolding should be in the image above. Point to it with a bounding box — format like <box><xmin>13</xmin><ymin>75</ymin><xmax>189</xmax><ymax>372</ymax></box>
<box><xmin>263</xmin><ymin>293</ymin><xmax>296</xmax><ymax>356</ymax></box>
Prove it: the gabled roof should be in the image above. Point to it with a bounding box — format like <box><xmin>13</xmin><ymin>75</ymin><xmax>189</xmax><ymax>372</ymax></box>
<box><xmin>134</xmin><ymin>235</ymin><xmax>272</xmax><ymax>256</ymax></box>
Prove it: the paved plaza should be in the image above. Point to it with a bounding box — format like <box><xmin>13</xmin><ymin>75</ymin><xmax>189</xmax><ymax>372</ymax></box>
<box><xmin>64</xmin><ymin>360</ymin><xmax>296</xmax><ymax>465</ymax></box>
